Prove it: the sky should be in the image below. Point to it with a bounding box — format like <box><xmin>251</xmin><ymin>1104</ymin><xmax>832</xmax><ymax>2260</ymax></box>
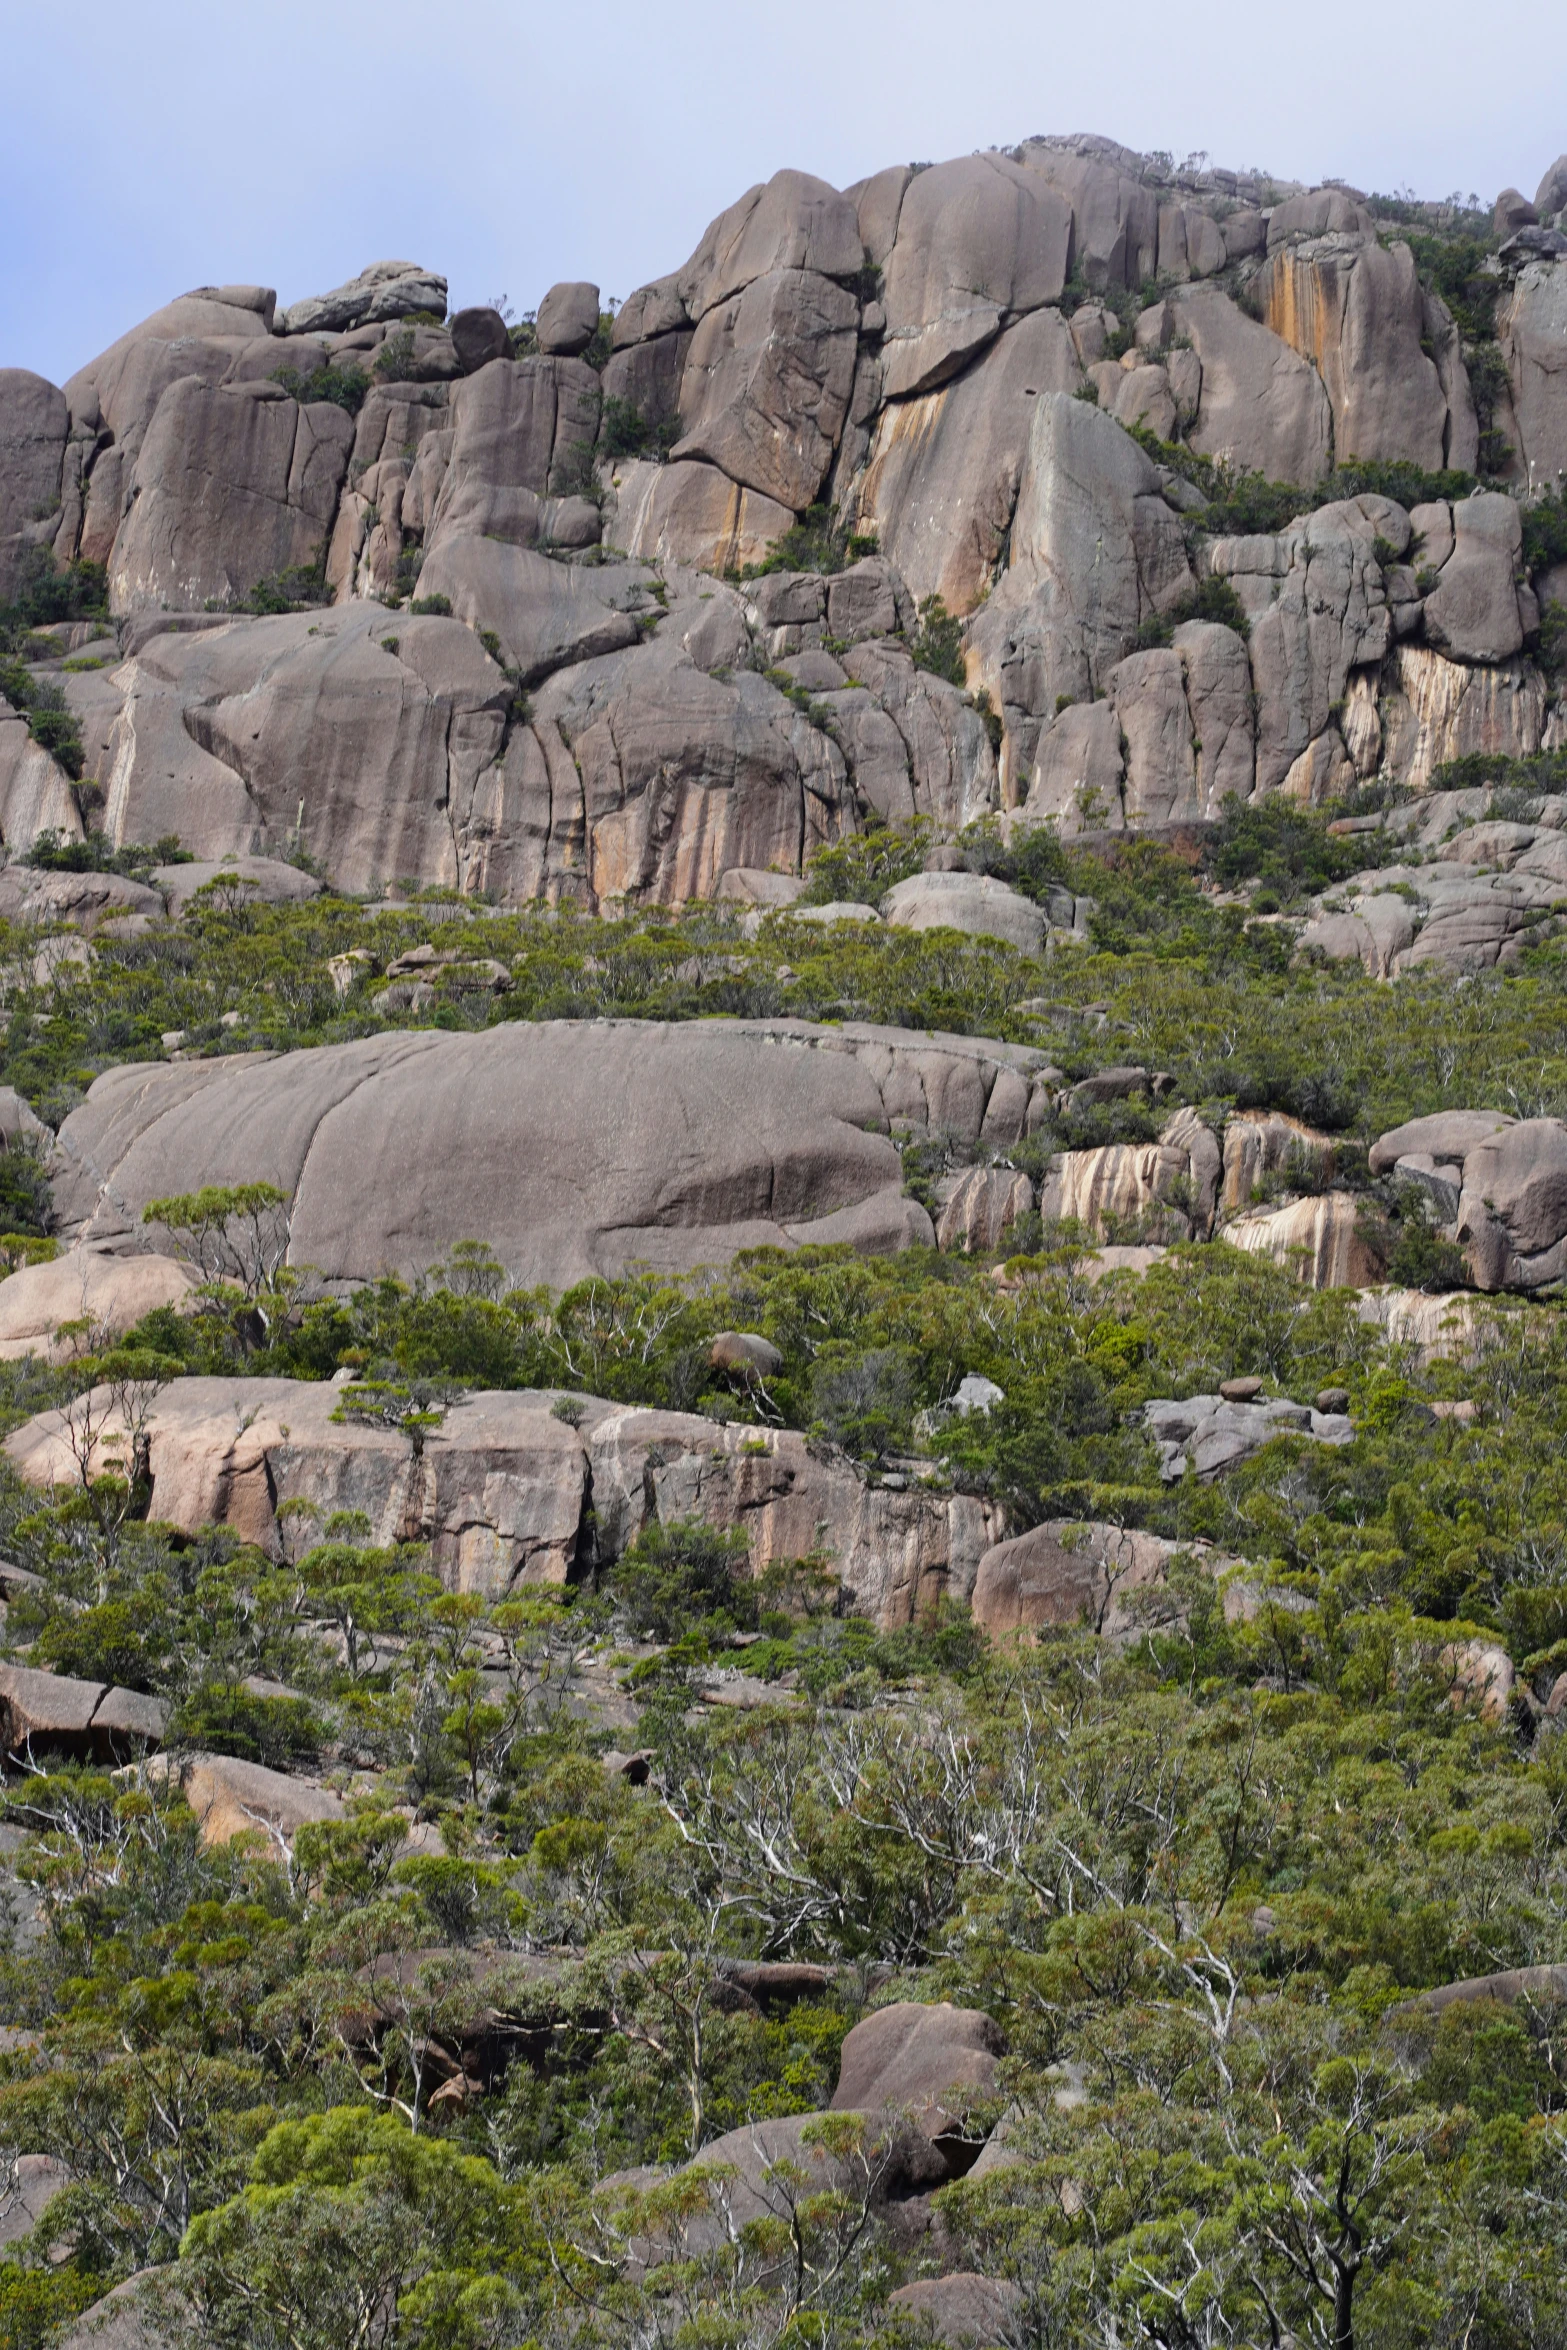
<box><xmin>4</xmin><ymin>0</ymin><xmax>1566</xmax><ymax>387</ymax></box>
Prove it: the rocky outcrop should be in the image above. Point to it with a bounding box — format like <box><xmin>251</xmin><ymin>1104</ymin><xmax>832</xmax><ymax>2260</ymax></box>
<box><xmin>49</xmin><ymin>1016</ymin><xmax>1058</xmax><ymax>1283</ymax></box>
<box><xmin>0</xmin><ymin>1662</ymin><xmax>168</xmax><ymax>1759</ymax></box>
<box><xmin>9</xmin><ymin>142</ymin><xmax>1567</xmax><ymax>900</ymax></box>
<box><xmin>1145</xmin><ymin>1392</ymin><xmax>1354</xmax><ymax>1480</ymax></box>
<box><xmin>1038</xmin><ymin>1106</ymin><xmax>1220</xmax><ymax>1242</ymax></box>
<box><xmin>968</xmin><ymin>392</ymin><xmax>1195</xmax><ymax>795</ymax></box>
<box><xmin>8</xmin><ymin>1376</ymin><xmax>1004</xmax><ymax>1627</ymax></box>
<box><xmin>1367</xmin><ymin>1111</ymin><xmax>1567</xmax><ymax>1296</ymax></box>
<box><xmin>1224</xmin><ymin>1192</ymin><xmax>1383</xmax><ymax>1288</ymax></box>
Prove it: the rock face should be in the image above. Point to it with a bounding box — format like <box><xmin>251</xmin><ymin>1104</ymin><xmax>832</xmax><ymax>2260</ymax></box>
<box><xmin>49</xmin><ymin>1016</ymin><xmax>1063</xmax><ymax>1285</ymax></box>
<box><xmin>8</xmin><ymin>141</ymin><xmax>1567</xmax><ymax>896</ymax></box>
<box><xmin>7</xmin><ymin>1376</ymin><xmax>1004</xmax><ymax>1628</ymax></box>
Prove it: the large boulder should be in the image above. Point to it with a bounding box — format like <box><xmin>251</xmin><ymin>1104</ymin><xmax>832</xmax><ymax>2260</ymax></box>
<box><xmin>44</xmin><ymin>1017</ymin><xmax>985</xmax><ymax>1285</ymax></box>
<box><xmin>0</xmin><ymin>2156</ymin><xmax>72</xmax><ymax>2251</ymax></box>
<box><xmin>878</xmin><ymin>154</ymin><xmax>1071</xmax><ymax>398</ymax></box>
<box><xmin>830</xmin><ymin>2000</ymin><xmax>1004</xmax><ymax>2159</ymax></box>
<box><xmin>972</xmin><ymin>1520</ymin><xmax>1194</xmax><ymax>1640</ymax></box>
<box><xmin>1452</xmin><ymin>1119</ymin><xmax>1567</xmax><ymax>1289</ymax></box>
<box><xmin>107</xmin><ymin>381</ymin><xmax>353</xmax><ymax>613</ymax></box>
<box><xmin>673</xmin><ymin>169</ymin><xmax>863</xmax><ymax>321</ymax></box>
<box><xmin>535</xmin><ymin>282</ymin><xmax>601</xmax><ymax>356</ymax></box>
<box><xmin>144</xmin><ymin>1751</ymin><xmax>342</xmax><ymax>1849</ymax></box>
<box><xmin>672</xmin><ymin>268</ymin><xmax>859</xmax><ymax>509</ymax></box>
<box><xmin>413</xmin><ymin>536</ymin><xmax>646</xmax><ymax>684</ymax></box>
<box><xmin>881</xmin><ymin>870</ymin><xmax>1044</xmax><ymax>953</ymax></box>
<box><xmin>0</xmin><ymin>1663</ymin><xmax>167</xmax><ymax>1759</ymax></box>
<box><xmin>55</xmin><ymin>2272</ymin><xmax>177</xmax><ymax>2350</ymax></box>
<box><xmin>278</xmin><ymin>260</ymin><xmax>447</xmax><ymax>336</ymax></box>
<box><xmin>887</xmin><ymin>2275</ymin><xmax>1021</xmax><ymax>2348</ymax></box>
<box><xmin>151</xmin><ymin>855</ymin><xmax>324</xmax><ymax>917</ymax></box>
<box><xmin>0</xmin><ymin>1244</ymin><xmax>199</xmax><ymax>1363</ymax></box>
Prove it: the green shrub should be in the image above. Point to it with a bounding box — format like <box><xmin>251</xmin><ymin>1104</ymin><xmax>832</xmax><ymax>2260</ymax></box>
<box><xmin>240</xmin><ymin>552</ymin><xmax>329</xmax><ymax>616</ymax></box>
<box><xmin>740</xmin><ymin>504</ymin><xmax>877</xmax><ymax>579</ymax></box>
<box><xmin>1134</xmin><ymin>574</ymin><xmax>1252</xmax><ymax>650</ymax></box>
<box><xmin>609</xmin><ymin>1518</ymin><xmax>757</xmax><ymax>1640</ymax></box>
<box><xmin>270</xmin><ymin>361</ymin><xmax>370</xmax><ymax>414</ymax></box>
<box><xmin>410</xmin><ymin>593</ymin><xmax>452</xmax><ymax>617</ymax></box>
<box><xmin>171</xmin><ymin>1681</ymin><xmax>328</xmax><ymax>1769</ymax></box>
<box><xmin>799</xmin><ymin>818</ymin><xmax>931</xmax><ymax>905</ymax></box>
<box><xmin>909</xmin><ymin>594</ymin><xmax>966</xmax><ymax>685</ymax></box>
<box><xmin>599</xmin><ymin>395</ymin><xmax>681</xmax><ymax>462</ymax></box>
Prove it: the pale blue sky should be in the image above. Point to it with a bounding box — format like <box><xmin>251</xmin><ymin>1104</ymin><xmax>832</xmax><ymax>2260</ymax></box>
<box><xmin>5</xmin><ymin>0</ymin><xmax>1565</xmax><ymax>387</ymax></box>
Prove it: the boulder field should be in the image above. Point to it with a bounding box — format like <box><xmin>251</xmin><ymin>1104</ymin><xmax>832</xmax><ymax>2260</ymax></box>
<box><xmin>6</xmin><ymin>137</ymin><xmax>1567</xmax><ymax>896</ymax></box>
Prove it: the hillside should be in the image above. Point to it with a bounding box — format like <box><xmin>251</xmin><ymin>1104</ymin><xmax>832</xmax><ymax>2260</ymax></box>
<box><xmin>0</xmin><ymin>133</ymin><xmax>1563</xmax><ymax>2350</ymax></box>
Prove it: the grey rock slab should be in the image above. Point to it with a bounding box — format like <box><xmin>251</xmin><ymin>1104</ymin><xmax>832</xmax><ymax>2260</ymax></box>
<box><xmin>48</xmin><ymin>1019</ymin><xmax>928</xmax><ymax>1288</ymax></box>
<box><xmin>107</xmin><ymin>379</ymin><xmax>353</xmax><ymax>613</ymax></box>
<box><xmin>880</xmin><ymin>154</ymin><xmax>1070</xmax><ymax>398</ymax></box>
<box><xmin>280</xmin><ymin>260</ymin><xmax>447</xmax><ymax>336</ymax></box>
<box><xmin>1171</xmin><ymin>280</ymin><xmax>1334</xmax><ymax>487</ymax></box>
<box><xmin>672</xmin><ymin>268</ymin><xmax>858</xmax><ymax>509</ymax></box>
